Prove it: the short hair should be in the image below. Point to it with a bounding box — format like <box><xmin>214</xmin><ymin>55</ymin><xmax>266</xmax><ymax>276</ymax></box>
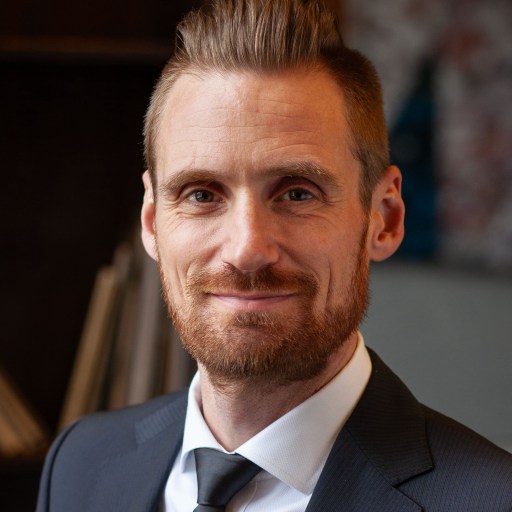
<box><xmin>144</xmin><ymin>0</ymin><xmax>389</xmax><ymax>210</ymax></box>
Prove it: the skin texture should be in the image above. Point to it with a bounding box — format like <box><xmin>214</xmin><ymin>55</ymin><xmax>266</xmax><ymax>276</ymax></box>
<box><xmin>141</xmin><ymin>68</ymin><xmax>405</xmax><ymax>450</ymax></box>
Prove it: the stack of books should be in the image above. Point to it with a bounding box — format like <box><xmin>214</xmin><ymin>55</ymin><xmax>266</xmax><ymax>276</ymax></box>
<box><xmin>58</xmin><ymin>235</ymin><xmax>196</xmax><ymax>430</ymax></box>
<box><xmin>0</xmin><ymin>234</ymin><xmax>195</xmax><ymax>458</ymax></box>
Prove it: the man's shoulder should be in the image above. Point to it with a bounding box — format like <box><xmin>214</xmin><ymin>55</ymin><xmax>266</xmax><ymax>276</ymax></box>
<box><xmin>398</xmin><ymin>405</ymin><xmax>512</xmax><ymax>509</ymax></box>
<box><xmin>37</xmin><ymin>391</ymin><xmax>188</xmax><ymax>511</ymax></box>
<box><xmin>367</xmin><ymin>347</ymin><xmax>512</xmax><ymax>470</ymax></box>
<box><xmin>423</xmin><ymin>404</ymin><xmax>512</xmax><ymax>472</ymax></box>
<box><xmin>52</xmin><ymin>390</ymin><xmax>188</xmax><ymax>465</ymax></box>
<box><xmin>353</xmin><ymin>349</ymin><xmax>512</xmax><ymax>509</ymax></box>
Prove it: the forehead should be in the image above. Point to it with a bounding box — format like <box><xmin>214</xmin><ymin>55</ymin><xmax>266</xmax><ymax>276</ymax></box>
<box><xmin>154</xmin><ymin>68</ymin><xmax>357</xmax><ymax>182</ymax></box>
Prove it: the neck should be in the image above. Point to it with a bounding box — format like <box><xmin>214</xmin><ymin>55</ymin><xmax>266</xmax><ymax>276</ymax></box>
<box><xmin>198</xmin><ymin>332</ymin><xmax>358</xmax><ymax>452</ymax></box>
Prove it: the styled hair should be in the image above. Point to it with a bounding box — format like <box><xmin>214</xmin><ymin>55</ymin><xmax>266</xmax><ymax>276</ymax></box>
<box><xmin>144</xmin><ymin>0</ymin><xmax>389</xmax><ymax>209</ymax></box>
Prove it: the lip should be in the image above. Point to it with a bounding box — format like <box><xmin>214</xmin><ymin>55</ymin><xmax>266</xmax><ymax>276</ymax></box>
<box><xmin>208</xmin><ymin>292</ymin><xmax>297</xmax><ymax>311</ymax></box>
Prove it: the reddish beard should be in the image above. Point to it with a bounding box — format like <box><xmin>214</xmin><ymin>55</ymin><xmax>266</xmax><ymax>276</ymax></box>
<box><xmin>159</xmin><ymin>238</ymin><xmax>369</xmax><ymax>386</ymax></box>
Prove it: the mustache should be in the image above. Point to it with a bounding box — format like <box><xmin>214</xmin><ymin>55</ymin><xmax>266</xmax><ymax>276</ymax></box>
<box><xmin>186</xmin><ymin>265</ymin><xmax>319</xmax><ymax>296</ymax></box>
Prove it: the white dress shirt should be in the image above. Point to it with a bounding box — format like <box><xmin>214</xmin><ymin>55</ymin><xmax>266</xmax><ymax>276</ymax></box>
<box><xmin>163</xmin><ymin>333</ymin><xmax>372</xmax><ymax>511</ymax></box>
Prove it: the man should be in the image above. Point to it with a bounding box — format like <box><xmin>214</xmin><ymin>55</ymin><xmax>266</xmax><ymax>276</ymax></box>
<box><xmin>37</xmin><ymin>0</ymin><xmax>512</xmax><ymax>511</ymax></box>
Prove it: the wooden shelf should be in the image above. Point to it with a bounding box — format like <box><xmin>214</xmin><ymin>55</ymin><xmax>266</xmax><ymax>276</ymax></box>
<box><xmin>0</xmin><ymin>35</ymin><xmax>172</xmax><ymax>64</ymax></box>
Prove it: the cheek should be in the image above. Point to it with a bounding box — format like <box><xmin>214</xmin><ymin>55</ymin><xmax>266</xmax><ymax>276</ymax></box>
<box><xmin>317</xmin><ymin>231</ymin><xmax>364</xmax><ymax>305</ymax></box>
<box><xmin>155</xmin><ymin>215</ymin><xmax>220</xmax><ymax>294</ymax></box>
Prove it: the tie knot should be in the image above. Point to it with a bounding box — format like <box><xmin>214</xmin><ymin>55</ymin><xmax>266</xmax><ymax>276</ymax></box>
<box><xmin>194</xmin><ymin>448</ymin><xmax>261</xmax><ymax>511</ymax></box>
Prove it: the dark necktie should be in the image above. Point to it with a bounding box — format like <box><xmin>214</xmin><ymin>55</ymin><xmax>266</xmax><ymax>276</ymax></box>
<box><xmin>194</xmin><ymin>447</ymin><xmax>261</xmax><ymax>511</ymax></box>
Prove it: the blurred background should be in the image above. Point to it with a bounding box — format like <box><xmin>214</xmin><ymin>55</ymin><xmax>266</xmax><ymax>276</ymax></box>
<box><xmin>343</xmin><ymin>0</ymin><xmax>512</xmax><ymax>454</ymax></box>
<box><xmin>1</xmin><ymin>0</ymin><xmax>511</xmax><ymax>509</ymax></box>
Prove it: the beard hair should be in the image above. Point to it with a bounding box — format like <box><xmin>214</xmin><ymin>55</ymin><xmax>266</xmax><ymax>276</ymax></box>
<box><xmin>159</xmin><ymin>227</ymin><xmax>369</xmax><ymax>387</ymax></box>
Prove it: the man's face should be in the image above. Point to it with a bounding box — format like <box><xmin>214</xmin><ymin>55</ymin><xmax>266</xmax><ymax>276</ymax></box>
<box><xmin>144</xmin><ymin>69</ymin><xmax>373</xmax><ymax>385</ymax></box>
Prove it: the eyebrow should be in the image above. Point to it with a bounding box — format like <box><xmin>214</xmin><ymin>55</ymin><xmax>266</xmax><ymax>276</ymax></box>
<box><xmin>158</xmin><ymin>160</ymin><xmax>343</xmax><ymax>197</ymax></box>
<box><xmin>158</xmin><ymin>169</ymin><xmax>219</xmax><ymax>197</ymax></box>
<box><xmin>269</xmin><ymin>161</ymin><xmax>342</xmax><ymax>189</ymax></box>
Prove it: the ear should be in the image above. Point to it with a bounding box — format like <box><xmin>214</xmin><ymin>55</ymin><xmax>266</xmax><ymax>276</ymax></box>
<box><xmin>141</xmin><ymin>171</ymin><xmax>158</xmax><ymax>261</ymax></box>
<box><xmin>367</xmin><ymin>165</ymin><xmax>405</xmax><ymax>262</ymax></box>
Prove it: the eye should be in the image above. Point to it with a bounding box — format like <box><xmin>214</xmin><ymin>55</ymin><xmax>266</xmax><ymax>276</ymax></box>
<box><xmin>282</xmin><ymin>188</ymin><xmax>314</xmax><ymax>201</ymax></box>
<box><xmin>188</xmin><ymin>189</ymin><xmax>219</xmax><ymax>203</ymax></box>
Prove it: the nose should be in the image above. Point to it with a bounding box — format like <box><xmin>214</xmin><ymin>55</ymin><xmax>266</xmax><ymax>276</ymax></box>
<box><xmin>220</xmin><ymin>197</ymin><xmax>280</xmax><ymax>273</ymax></box>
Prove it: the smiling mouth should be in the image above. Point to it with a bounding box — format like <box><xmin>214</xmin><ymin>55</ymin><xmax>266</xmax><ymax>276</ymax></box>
<box><xmin>208</xmin><ymin>292</ymin><xmax>297</xmax><ymax>311</ymax></box>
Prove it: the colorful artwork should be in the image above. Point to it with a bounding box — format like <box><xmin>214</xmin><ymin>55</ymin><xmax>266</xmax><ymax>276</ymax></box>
<box><xmin>345</xmin><ymin>0</ymin><xmax>512</xmax><ymax>270</ymax></box>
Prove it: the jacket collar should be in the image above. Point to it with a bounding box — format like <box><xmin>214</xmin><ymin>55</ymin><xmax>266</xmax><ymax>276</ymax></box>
<box><xmin>306</xmin><ymin>349</ymin><xmax>433</xmax><ymax>512</ymax></box>
<box><xmin>88</xmin><ymin>349</ymin><xmax>433</xmax><ymax>512</ymax></box>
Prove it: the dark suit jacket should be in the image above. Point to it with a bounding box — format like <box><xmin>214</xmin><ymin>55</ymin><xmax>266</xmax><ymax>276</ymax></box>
<box><xmin>36</xmin><ymin>350</ymin><xmax>512</xmax><ymax>511</ymax></box>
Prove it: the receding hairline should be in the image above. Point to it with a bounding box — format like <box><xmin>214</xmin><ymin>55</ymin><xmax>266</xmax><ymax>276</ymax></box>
<box><xmin>143</xmin><ymin>0</ymin><xmax>389</xmax><ymax>211</ymax></box>
<box><xmin>148</xmin><ymin>63</ymin><xmax>359</xmax><ymax>181</ymax></box>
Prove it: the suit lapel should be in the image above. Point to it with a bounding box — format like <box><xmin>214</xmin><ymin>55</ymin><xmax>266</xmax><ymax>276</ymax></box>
<box><xmin>306</xmin><ymin>349</ymin><xmax>433</xmax><ymax>512</ymax></box>
<box><xmin>90</xmin><ymin>393</ymin><xmax>187</xmax><ymax>512</ymax></box>
<box><xmin>305</xmin><ymin>429</ymin><xmax>423</xmax><ymax>512</ymax></box>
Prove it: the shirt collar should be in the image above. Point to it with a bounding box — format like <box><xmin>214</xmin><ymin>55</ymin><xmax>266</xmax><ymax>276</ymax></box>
<box><xmin>179</xmin><ymin>332</ymin><xmax>372</xmax><ymax>495</ymax></box>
